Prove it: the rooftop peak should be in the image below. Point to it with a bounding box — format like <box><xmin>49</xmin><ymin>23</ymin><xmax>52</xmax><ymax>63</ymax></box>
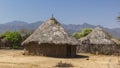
<box><xmin>95</xmin><ymin>26</ymin><xmax>102</xmax><ymax>30</ymax></box>
<box><xmin>52</xmin><ymin>14</ymin><xmax>54</xmax><ymax>18</ymax></box>
<box><xmin>50</xmin><ymin>14</ymin><xmax>55</xmax><ymax>20</ymax></box>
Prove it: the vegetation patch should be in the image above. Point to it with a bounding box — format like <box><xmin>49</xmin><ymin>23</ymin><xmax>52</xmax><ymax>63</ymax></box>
<box><xmin>72</xmin><ymin>28</ymin><xmax>92</xmax><ymax>39</ymax></box>
<box><xmin>55</xmin><ymin>61</ymin><xmax>74</xmax><ymax>67</ymax></box>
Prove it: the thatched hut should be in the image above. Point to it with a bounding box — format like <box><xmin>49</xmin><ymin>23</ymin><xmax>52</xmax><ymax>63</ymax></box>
<box><xmin>22</xmin><ymin>17</ymin><xmax>79</xmax><ymax>57</ymax></box>
<box><xmin>78</xmin><ymin>27</ymin><xmax>119</xmax><ymax>55</ymax></box>
<box><xmin>81</xmin><ymin>27</ymin><xmax>115</xmax><ymax>45</ymax></box>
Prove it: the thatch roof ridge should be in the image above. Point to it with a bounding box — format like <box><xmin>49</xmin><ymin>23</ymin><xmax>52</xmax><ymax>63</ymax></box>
<box><xmin>81</xmin><ymin>26</ymin><xmax>115</xmax><ymax>45</ymax></box>
<box><xmin>22</xmin><ymin>17</ymin><xmax>79</xmax><ymax>45</ymax></box>
<box><xmin>111</xmin><ymin>38</ymin><xmax>120</xmax><ymax>45</ymax></box>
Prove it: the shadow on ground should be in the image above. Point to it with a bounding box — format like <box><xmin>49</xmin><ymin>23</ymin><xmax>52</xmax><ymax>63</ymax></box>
<box><xmin>74</xmin><ymin>55</ymin><xmax>89</xmax><ymax>58</ymax></box>
<box><xmin>46</xmin><ymin>54</ymin><xmax>89</xmax><ymax>59</ymax></box>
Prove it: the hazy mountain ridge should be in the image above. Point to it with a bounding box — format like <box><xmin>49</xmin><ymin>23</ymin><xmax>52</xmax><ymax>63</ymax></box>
<box><xmin>0</xmin><ymin>21</ymin><xmax>120</xmax><ymax>38</ymax></box>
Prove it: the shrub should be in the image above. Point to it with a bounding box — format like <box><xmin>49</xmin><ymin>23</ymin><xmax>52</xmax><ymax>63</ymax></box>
<box><xmin>72</xmin><ymin>32</ymin><xmax>82</xmax><ymax>39</ymax></box>
<box><xmin>81</xmin><ymin>28</ymin><xmax>92</xmax><ymax>36</ymax></box>
<box><xmin>55</xmin><ymin>61</ymin><xmax>74</xmax><ymax>67</ymax></box>
<box><xmin>0</xmin><ymin>31</ymin><xmax>22</xmax><ymax>49</ymax></box>
<box><xmin>72</xmin><ymin>28</ymin><xmax>92</xmax><ymax>39</ymax></box>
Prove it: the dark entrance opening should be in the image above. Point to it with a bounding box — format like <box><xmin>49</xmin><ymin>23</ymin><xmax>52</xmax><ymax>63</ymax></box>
<box><xmin>66</xmin><ymin>45</ymin><xmax>71</xmax><ymax>57</ymax></box>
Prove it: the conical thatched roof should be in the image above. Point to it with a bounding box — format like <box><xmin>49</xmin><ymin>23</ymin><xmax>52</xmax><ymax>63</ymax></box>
<box><xmin>22</xmin><ymin>17</ymin><xmax>79</xmax><ymax>45</ymax></box>
<box><xmin>81</xmin><ymin>27</ymin><xmax>115</xmax><ymax>45</ymax></box>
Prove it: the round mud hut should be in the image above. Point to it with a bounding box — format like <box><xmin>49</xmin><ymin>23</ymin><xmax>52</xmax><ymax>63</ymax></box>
<box><xmin>78</xmin><ymin>27</ymin><xmax>118</xmax><ymax>55</ymax></box>
<box><xmin>22</xmin><ymin>17</ymin><xmax>79</xmax><ymax>57</ymax></box>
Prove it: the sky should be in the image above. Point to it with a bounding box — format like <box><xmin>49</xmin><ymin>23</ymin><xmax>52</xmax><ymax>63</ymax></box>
<box><xmin>0</xmin><ymin>0</ymin><xmax>120</xmax><ymax>28</ymax></box>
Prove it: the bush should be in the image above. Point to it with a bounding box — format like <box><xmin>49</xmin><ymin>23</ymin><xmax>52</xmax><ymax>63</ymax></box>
<box><xmin>82</xmin><ymin>28</ymin><xmax>92</xmax><ymax>36</ymax></box>
<box><xmin>0</xmin><ymin>31</ymin><xmax>22</xmax><ymax>49</ymax></box>
<box><xmin>0</xmin><ymin>31</ymin><xmax>10</xmax><ymax>38</ymax></box>
<box><xmin>5</xmin><ymin>31</ymin><xmax>22</xmax><ymax>48</ymax></box>
<box><xmin>72</xmin><ymin>28</ymin><xmax>92</xmax><ymax>39</ymax></box>
<box><xmin>55</xmin><ymin>61</ymin><xmax>74</xmax><ymax>67</ymax></box>
<box><xmin>72</xmin><ymin>32</ymin><xmax>82</xmax><ymax>39</ymax></box>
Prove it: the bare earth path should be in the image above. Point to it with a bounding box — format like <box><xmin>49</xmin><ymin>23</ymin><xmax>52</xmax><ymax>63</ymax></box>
<box><xmin>0</xmin><ymin>50</ymin><xmax>119</xmax><ymax>68</ymax></box>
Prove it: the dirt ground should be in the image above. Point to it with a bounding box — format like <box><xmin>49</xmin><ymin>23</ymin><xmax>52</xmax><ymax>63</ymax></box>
<box><xmin>0</xmin><ymin>50</ymin><xmax>120</xmax><ymax>68</ymax></box>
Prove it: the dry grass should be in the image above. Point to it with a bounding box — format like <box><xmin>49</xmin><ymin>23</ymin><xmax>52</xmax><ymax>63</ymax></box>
<box><xmin>0</xmin><ymin>50</ymin><xmax>120</xmax><ymax>68</ymax></box>
<box><xmin>55</xmin><ymin>61</ymin><xmax>74</xmax><ymax>67</ymax></box>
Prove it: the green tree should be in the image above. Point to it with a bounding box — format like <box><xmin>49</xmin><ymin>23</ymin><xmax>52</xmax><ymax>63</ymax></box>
<box><xmin>72</xmin><ymin>28</ymin><xmax>92</xmax><ymax>39</ymax></box>
<box><xmin>4</xmin><ymin>31</ymin><xmax>22</xmax><ymax>49</ymax></box>
<box><xmin>72</xmin><ymin>32</ymin><xmax>82</xmax><ymax>39</ymax></box>
<box><xmin>81</xmin><ymin>28</ymin><xmax>92</xmax><ymax>36</ymax></box>
<box><xmin>0</xmin><ymin>31</ymin><xmax>10</xmax><ymax>37</ymax></box>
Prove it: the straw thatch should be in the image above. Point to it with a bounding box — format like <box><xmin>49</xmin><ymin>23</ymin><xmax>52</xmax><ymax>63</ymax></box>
<box><xmin>81</xmin><ymin>26</ymin><xmax>115</xmax><ymax>45</ymax></box>
<box><xmin>22</xmin><ymin>17</ymin><xmax>79</xmax><ymax>45</ymax></box>
<box><xmin>78</xmin><ymin>27</ymin><xmax>120</xmax><ymax>55</ymax></box>
<box><xmin>111</xmin><ymin>38</ymin><xmax>120</xmax><ymax>45</ymax></box>
<box><xmin>22</xmin><ymin>17</ymin><xmax>79</xmax><ymax>57</ymax></box>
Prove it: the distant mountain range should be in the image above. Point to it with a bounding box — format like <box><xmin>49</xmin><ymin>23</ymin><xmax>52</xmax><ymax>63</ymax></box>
<box><xmin>0</xmin><ymin>21</ymin><xmax>120</xmax><ymax>38</ymax></box>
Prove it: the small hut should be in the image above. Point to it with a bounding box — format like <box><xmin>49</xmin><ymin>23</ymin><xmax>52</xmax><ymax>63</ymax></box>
<box><xmin>78</xmin><ymin>27</ymin><xmax>117</xmax><ymax>55</ymax></box>
<box><xmin>22</xmin><ymin>17</ymin><xmax>79</xmax><ymax>57</ymax></box>
<box><xmin>81</xmin><ymin>27</ymin><xmax>115</xmax><ymax>45</ymax></box>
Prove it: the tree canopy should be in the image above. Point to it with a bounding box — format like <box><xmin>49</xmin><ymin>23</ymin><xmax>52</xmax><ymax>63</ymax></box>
<box><xmin>72</xmin><ymin>28</ymin><xmax>92</xmax><ymax>39</ymax></box>
<box><xmin>0</xmin><ymin>31</ymin><xmax>22</xmax><ymax>49</ymax></box>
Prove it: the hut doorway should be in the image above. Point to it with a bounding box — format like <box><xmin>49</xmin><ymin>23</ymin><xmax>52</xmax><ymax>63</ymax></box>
<box><xmin>66</xmin><ymin>45</ymin><xmax>71</xmax><ymax>57</ymax></box>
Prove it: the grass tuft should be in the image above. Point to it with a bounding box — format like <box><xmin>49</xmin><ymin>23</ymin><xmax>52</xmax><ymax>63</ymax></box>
<box><xmin>55</xmin><ymin>61</ymin><xmax>74</xmax><ymax>67</ymax></box>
